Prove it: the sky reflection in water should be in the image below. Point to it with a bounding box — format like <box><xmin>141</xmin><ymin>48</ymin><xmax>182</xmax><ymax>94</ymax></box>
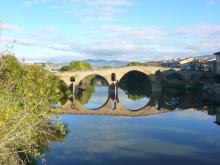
<box><xmin>84</xmin><ymin>86</ymin><xmax>108</xmax><ymax>109</ymax></box>
<box><xmin>52</xmin><ymin>73</ymin><xmax>220</xmax><ymax>165</ymax></box>
<box><xmin>118</xmin><ymin>88</ymin><xmax>150</xmax><ymax>110</ymax></box>
<box><xmin>41</xmin><ymin>111</ymin><xmax>220</xmax><ymax>165</ymax></box>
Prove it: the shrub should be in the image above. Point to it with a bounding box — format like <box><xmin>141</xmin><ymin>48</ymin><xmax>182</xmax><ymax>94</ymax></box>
<box><xmin>0</xmin><ymin>55</ymin><xmax>68</xmax><ymax>164</ymax></box>
<box><xmin>127</xmin><ymin>61</ymin><xmax>144</xmax><ymax>66</ymax></box>
<box><xmin>60</xmin><ymin>61</ymin><xmax>91</xmax><ymax>71</ymax></box>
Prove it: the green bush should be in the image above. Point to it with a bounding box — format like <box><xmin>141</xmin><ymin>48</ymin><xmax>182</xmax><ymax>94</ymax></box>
<box><xmin>60</xmin><ymin>61</ymin><xmax>91</xmax><ymax>71</ymax></box>
<box><xmin>0</xmin><ymin>55</ymin><xmax>68</xmax><ymax>164</ymax></box>
<box><xmin>187</xmin><ymin>81</ymin><xmax>204</xmax><ymax>93</ymax></box>
<box><xmin>162</xmin><ymin>79</ymin><xmax>185</xmax><ymax>90</ymax></box>
<box><xmin>166</xmin><ymin>72</ymin><xmax>183</xmax><ymax>81</ymax></box>
<box><xmin>0</xmin><ymin>55</ymin><xmax>22</xmax><ymax>82</ymax></box>
<box><xmin>127</xmin><ymin>61</ymin><xmax>144</xmax><ymax>66</ymax></box>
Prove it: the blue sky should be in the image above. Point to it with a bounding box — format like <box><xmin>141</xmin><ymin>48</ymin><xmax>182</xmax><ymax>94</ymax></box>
<box><xmin>0</xmin><ymin>0</ymin><xmax>220</xmax><ymax>62</ymax></box>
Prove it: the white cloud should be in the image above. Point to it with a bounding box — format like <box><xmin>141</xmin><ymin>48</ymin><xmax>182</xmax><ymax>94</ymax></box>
<box><xmin>1</xmin><ymin>22</ymin><xmax>64</xmax><ymax>44</ymax></box>
<box><xmin>176</xmin><ymin>24</ymin><xmax>220</xmax><ymax>38</ymax></box>
<box><xmin>95</xmin><ymin>25</ymin><xmax>167</xmax><ymax>43</ymax></box>
<box><xmin>2</xmin><ymin>22</ymin><xmax>220</xmax><ymax>62</ymax></box>
<box><xmin>24</xmin><ymin>0</ymin><xmax>133</xmax><ymax>22</ymax></box>
<box><xmin>175</xmin><ymin>24</ymin><xmax>220</xmax><ymax>55</ymax></box>
<box><xmin>1</xmin><ymin>23</ymin><xmax>23</xmax><ymax>33</ymax></box>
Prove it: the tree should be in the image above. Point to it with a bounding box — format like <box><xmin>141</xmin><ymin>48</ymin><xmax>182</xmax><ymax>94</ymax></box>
<box><xmin>127</xmin><ymin>61</ymin><xmax>144</xmax><ymax>66</ymax></box>
<box><xmin>0</xmin><ymin>55</ymin><xmax>21</xmax><ymax>81</ymax></box>
<box><xmin>42</xmin><ymin>63</ymin><xmax>46</xmax><ymax>67</ymax></box>
<box><xmin>60</xmin><ymin>61</ymin><xmax>91</xmax><ymax>71</ymax></box>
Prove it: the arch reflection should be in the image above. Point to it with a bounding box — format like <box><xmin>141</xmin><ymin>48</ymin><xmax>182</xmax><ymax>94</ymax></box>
<box><xmin>75</xmin><ymin>74</ymin><xmax>109</xmax><ymax>110</ymax></box>
<box><xmin>118</xmin><ymin>70</ymin><xmax>152</xmax><ymax>111</ymax></box>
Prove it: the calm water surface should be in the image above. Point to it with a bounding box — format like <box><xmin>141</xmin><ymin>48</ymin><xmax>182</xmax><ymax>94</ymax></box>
<box><xmin>40</xmin><ymin>112</ymin><xmax>220</xmax><ymax>165</ymax></box>
<box><xmin>84</xmin><ymin>86</ymin><xmax>109</xmax><ymax>109</ymax></box>
<box><xmin>39</xmin><ymin>72</ymin><xmax>220</xmax><ymax>165</ymax></box>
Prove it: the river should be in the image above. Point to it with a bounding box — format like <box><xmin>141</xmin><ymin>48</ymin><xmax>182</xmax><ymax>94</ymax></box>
<box><xmin>38</xmin><ymin>72</ymin><xmax>220</xmax><ymax>165</ymax></box>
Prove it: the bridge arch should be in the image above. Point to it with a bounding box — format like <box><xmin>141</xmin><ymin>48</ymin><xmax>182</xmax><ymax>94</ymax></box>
<box><xmin>117</xmin><ymin>70</ymin><xmax>152</xmax><ymax>111</ymax></box>
<box><xmin>118</xmin><ymin>70</ymin><xmax>151</xmax><ymax>81</ymax></box>
<box><xmin>78</xmin><ymin>74</ymin><xmax>110</xmax><ymax>87</ymax></box>
<box><xmin>76</xmin><ymin>74</ymin><xmax>110</xmax><ymax>110</ymax></box>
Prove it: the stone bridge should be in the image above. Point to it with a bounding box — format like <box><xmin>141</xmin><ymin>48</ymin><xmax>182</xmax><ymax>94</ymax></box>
<box><xmin>55</xmin><ymin>66</ymin><xmax>218</xmax><ymax>117</ymax></box>
<box><xmin>56</xmin><ymin>66</ymin><xmax>169</xmax><ymax>86</ymax></box>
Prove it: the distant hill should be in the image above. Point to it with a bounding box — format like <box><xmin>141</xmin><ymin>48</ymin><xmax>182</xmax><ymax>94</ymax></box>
<box><xmin>24</xmin><ymin>59</ymin><xmax>128</xmax><ymax>68</ymax></box>
<box><xmin>84</xmin><ymin>59</ymin><xmax>128</xmax><ymax>67</ymax></box>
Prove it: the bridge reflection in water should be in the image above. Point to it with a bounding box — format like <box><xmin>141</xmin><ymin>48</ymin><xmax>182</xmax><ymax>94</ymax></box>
<box><xmin>60</xmin><ymin>71</ymin><xmax>220</xmax><ymax>125</ymax></box>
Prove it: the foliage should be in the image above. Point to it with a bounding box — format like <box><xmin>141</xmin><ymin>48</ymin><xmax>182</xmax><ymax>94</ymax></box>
<box><xmin>76</xmin><ymin>75</ymin><xmax>96</xmax><ymax>104</ymax></box>
<box><xmin>60</xmin><ymin>61</ymin><xmax>91</xmax><ymax>71</ymax></box>
<box><xmin>162</xmin><ymin>79</ymin><xmax>185</xmax><ymax>90</ymax></box>
<box><xmin>75</xmin><ymin>75</ymin><xmax>108</xmax><ymax>104</ymax></box>
<box><xmin>127</xmin><ymin>61</ymin><xmax>144</xmax><ymax>66</ymax></box>
<box><xmin>57</xmin><ymin>79</ymin><xmax>71</xmax><ymax>104</ymax></box>
<box><xmin>0</xmin><ymin>55</ymin><xmax>22</xmax><ymax>82</ymax></box>
<box><xmin>163</xmin><ymin>72</ymin><xmax>185</xmax><ymax>90</ymax></box>
<box><xmin>187</xmin><ymin>81</ymin><xmax>204</xmax><ymax>93</ymax></box>
<box><xmin>166</xmin><ymin>72</ymin><xmax>183</xmax><ymax>81</ymax></box>
<box><xmin>77</xmin><ymin>85</ymin><xmax>95</xmax><ymax>104</ymax></box>
<box><xmin>119</xmin><ymin>71</ymin><xmax>151</xmax><ymax>100</ymax></box>
<box><xmin>0</xmin><ymin>54</ymin><xmax>69</xmax><ymax>164</ymax></box>
<box><xmin>91</xmin><ymin>75</ymin><xmax>108</xmax><ymax>87</ymax></box>
<box><xmin>162</xmin><ymin>89</ymin><xmax>185</xmax><ymax>109</ymax></box>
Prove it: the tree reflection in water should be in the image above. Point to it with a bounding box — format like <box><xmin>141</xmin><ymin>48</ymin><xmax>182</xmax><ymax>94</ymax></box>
<box><xmin>119</xmin><ymin>71</ymin><xmax>152</xmax><ymax>100</ymax></box>
<box><xmin>161</xmin><ymin>89</ymin><xmax>185</xmax><ymax>110</ymax></box>
<box><xmin>118</xmin><ymin>71</ymin><xmax>152</xmax><ymax>110</ymax></box>
<box><xmin>1</xmin><ymin>121</ymin><xmax>69</xmax><ymax>165</ymax></box>
<box><xmin>71</xmin><ymin>71</ymin><xmax>220</xmax><ymax>113</ymax></box>
<box><xmin>75</xmin><ymin>75</ymin><xmax>109</xmax><ymax>109</ymax></box>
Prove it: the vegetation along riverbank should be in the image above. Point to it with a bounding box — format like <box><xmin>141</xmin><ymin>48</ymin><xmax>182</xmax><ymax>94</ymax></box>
<box><xmin>0</xmin><ymin>54</ymin><xmax>70</xmax><ymax>164</ymax></box>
